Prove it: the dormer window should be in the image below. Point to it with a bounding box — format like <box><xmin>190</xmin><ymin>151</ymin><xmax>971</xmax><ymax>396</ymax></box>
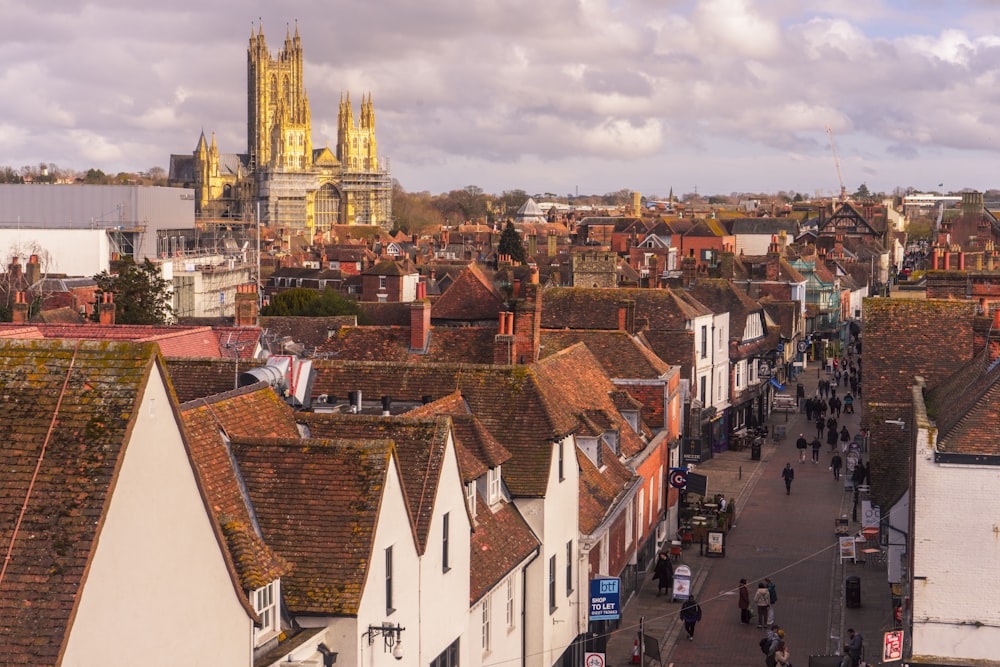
<box><xmin>252</xmin><ymin>580</ymin><xmax>280</xmax><ymax>646</ymax></box>
<box><xmin>466</xmin><ymin>481</ymin><xmax>477</xmax><ymax>514</ymax></box>
<box><xmin>487</xmin><ymin>466</ymin><xmax>502</xmax><ymax>504</ymax></box>
<box><xmin>601</xmin><ymin>430</ymin><xmax>619</xmax><ymax>456</ymax></box>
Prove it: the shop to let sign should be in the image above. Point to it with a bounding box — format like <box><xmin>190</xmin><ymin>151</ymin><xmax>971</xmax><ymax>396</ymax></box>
<box><xmin>882</xmin><ymin>630</ymin><xmax>903</xmax><ymax>662</ymax></box>
<box><xmin>589</xmin><ymin>577</ymin><xmax>621</xmax><ymax>620</ymax></box>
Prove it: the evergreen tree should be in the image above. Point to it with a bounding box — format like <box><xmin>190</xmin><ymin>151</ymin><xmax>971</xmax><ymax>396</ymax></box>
<box><xmin>261</xmin><ymin>287</ymin><xmax>366</xmax><ymax>321</ymax></box>
<box><xmin>497</xmin><ymin>221</ymin><xmax>527</xmax><ymax>264</ymax></box>
<box><xmin>92</xmin><ymin>258</ymin><xmax>173</xmax><ymax>324</ymax></box>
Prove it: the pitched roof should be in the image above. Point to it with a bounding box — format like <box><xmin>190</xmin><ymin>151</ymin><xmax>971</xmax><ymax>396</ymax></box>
<box><xmin>534</xmin><ymin>343</ymin><xmax>647</xmax><ymax>458</ymax></box>
<box><xmin>229</xmin><ymin>437</ymin><xmax>396</xmax><ymax>615</ymax></box>
<box><xmin>577</xmin><ymin>445</ymin><xmax>638</xmax><ymax>535</ymax></box>
<box><xmin>0</xmin><ymin>339</ymin><xmax>157</xmax><ymax>664</ymax></box>
<box><xmin>299</xmin><ymin>414</ymin><xmax>452</xmax><ymax>554</ymax></box>
<box><xmin>165</xmin><ymin>356</ymin><xmax>266</xmax><ymax>403</ymax></box>
<box><xmin>469</xmin><ymin>496</ymin><xmax>540</xmax><ymax>603</ymax></box>
<box><xmin>926</xmin><ymin>351</ymin><xmax>1000</xmax><ymax>454</ymax></box>
<box><xmin>178</xmin><ymin>385</ymin><xmax>298</xmax><ymax>590</ymax></box>
<box><xmin>316</xmin><ymin>326</ymin><xmax>497</xmax><ymax>364</ymax></box>
<box><xmin>0</xmin><ymin>322</ymin><xmax>261</xmax><ymax>359</ymax></box>
<box><xmin>540</xmin><ymin>287</ymin><xmax>711</xmax><ymax>331</ymax></box>
<box><xmin>261</xmin><ymin>316</ymin><xmax>357</xmax><ymax>350</ymax></box>
<box><xmin>432</xmin><ymin>264</ymin><xmax>505</xmax><ymax>321</ymax></box>
<box><xmin>310</xmin><ymin>361</ymin><xmax>579</xmax><ymax>496</ymax></box>
<box><xmin>540</xmin><ymin>329</ymin><xmax>671</xmax><ymax>379</ymax></box>
<box><xmin>407</xmin><ymin>392</ymin><xmax>512</xmax><ymax>483</ymax></box>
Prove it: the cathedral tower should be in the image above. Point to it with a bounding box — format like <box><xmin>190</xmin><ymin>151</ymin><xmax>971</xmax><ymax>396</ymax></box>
<box><xmin>338</xmin><ymin>92</ymin><xmax>378</xmax><ymax>171</ymax></box>
<box><xmin>247</xmin><ymin>21</ymin><xmax>312</xmax><ymax>172</ymax></box>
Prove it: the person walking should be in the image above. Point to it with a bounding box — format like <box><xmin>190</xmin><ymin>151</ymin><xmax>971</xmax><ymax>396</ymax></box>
<box><xmin>796</xmin><ymin>433</ymin><xmax>808</xmax><ymax>463</ymax></box>
<box><xmin>831</xmin><ymin>452</ymin><xmax>843</xmax><ymax>480</ymax></box>
<box><xmin>815</xmin><ymin>414</ymin><xmax>825</xmax><ymax>439</ymax></box>
<box><xmin>846</xmin><ymin>628</ymin><xmax>864</xmax><ymax>665</ymax></box>
<box><xmin>781</xmin><ymin>463</ymin><xmax>795</xmax><ymax>495</ymax></box>
<box><xmin>754</xmin><ymin>582</ymin><xmax>770</xmax><ymax>628</ymax></box>
<box><xmin>680</xmin><ymin>595</ymin><xmax>702</xmax><ymax>641</ymax></box>
<box><xmin>738</xmin><ymin>578</ymin><xmax>751</xmax><ymax>624</ymax></box>
<box><xmin>774</xmin><ymin>639</ymin><xmax>790</xmax><ymax>667</ymax></box>
<box><xmin>840</xmin><ymin>425</ymin><xmax>851</xmax><ymax>451</ymax></box>
<box><xmin>652</xmin><ymin>552</ymin><xmax>673</xmax><ymax>597</ymax></box>
<box><xmin>811</xmin><ymin>437</ymin><xmax>822</xmax><ymax>463</ymax></box>
<box><xmin>764</xmin><ymin>578</ymin><xmax>778</xmax><ymax>624</ymax></box>
<box><xmin>764</xmin><ymin>626</ymin><xmax>782</xmax><ymax>667</ymax></box>
<box><xmin>827</xmin><ymin>424</ymin><xmax>840</xmax><ymax>452</ymax></box>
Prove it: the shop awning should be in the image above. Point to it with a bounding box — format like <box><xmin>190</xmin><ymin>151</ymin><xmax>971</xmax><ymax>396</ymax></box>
<box><xmin>770</xmin><ymin>378</ymin><xmax>785</xmax><ymax>391</ymax></box>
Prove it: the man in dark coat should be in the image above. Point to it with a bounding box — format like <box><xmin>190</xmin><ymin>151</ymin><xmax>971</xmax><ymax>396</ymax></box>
<box><xmin>680</xmin><ymin>595</ymin><xmax>702</xmax><ymax>640</ymax></box>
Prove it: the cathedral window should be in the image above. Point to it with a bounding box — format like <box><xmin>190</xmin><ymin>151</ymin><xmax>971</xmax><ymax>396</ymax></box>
<box><xmin>270</xmin><ymin>75</ymin><xmax>278</xmax><ymax>101</ymax></box>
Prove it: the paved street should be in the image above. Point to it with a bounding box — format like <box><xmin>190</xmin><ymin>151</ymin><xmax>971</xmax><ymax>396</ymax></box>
<box><xmin>603</xmin><ymin>358</ymin><xmax>893</xmax><ymax>666</ymax></box>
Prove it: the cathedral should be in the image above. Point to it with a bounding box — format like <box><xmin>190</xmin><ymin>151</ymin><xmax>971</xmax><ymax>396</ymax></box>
<box><xmin>168</xmin><ymin>22</ymin><xmax>392</xmax><ymax>234</ymax></box>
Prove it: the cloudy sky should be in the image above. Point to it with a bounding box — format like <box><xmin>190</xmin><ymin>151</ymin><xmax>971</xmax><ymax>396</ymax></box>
<box><xmin>3</xmin><ymin>0</ymin><xmax>1000</xmax><ymax>198</ymax></box>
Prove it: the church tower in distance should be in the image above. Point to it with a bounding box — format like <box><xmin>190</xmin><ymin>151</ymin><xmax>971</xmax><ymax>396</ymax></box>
<box><xmin>169</xmin><ymin>20</ymin><xmax>391</xmax><ymax>234</ymax></box>
<box><xmin>247</xmin><ymin>22</ymin><xmax>312</xmax><ymax>173</ymax></box>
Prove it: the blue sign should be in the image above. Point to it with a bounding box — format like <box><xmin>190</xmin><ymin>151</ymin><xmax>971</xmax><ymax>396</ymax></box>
<box><xmin>589</xmin><ymin>577</ymin><xmax>621</xmax><ymax>620</ymax></box>
<box><xmin>777</xmin><ymin>343</ymin><xmax>785</xmax><ymax>353</ymax></box>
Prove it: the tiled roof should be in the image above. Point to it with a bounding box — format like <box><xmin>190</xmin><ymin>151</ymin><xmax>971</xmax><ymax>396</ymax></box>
<box><xmin>359</xmin><ymin>301</ymin><xmax>412</xmax><ymax>326</ymax></box>
<box><xmin>684</xmin><ymin>279</ymin><xmax>761</xmax><ymax>335</ymax></box>
<box><xmin>540</xmin><ymin>330</ymin><xmax>671</xmax><ymax>379</ymax></box>
<box><xmin>310</xmin><ymin>361</ymin><xmax>579</xmax><ymax>496</ymax></box>
<box><xmin>534</xmin><ymin>343</ymin><xmax>647</xmax><ymax>458</ymax></box>
<box><xmin>925</xmin><ymin>350</ymin><xmax>999</xmax><ymax>453</ymax></box>
<box><xmin>639</xmin><ymin>330</ymin><xmax>695</xmax><ymax>374</ymax></box>
<box><xmin>469</xmin><ymin>497</ymin><xmax>540</xmax><ymax>603</ymax></box>
<box><xmin>0</xmin><ymin>339</ymin><xmax>157</xmax><ymax>664</ymax></box>
<box><xmin>577</xmin><ymin>444</ymin><xmax>638</xmax><ymax>535</ymax></box>
<box><xmin>260</xmin><ymin>315</ymin><xmax>357</xmax><ymax>349</ymax></box>
<box><xmin>299</xmin><ymin>414</ymin><xmax>452</xmax><ymax>554</ymax></box>
<box><xmin>316</xmin><ymin>326</ymin><xmax>497</xmax><ymax>363</ymax></box>
<box><xmin>178</xmin><ymin>384</ymin><xmax>300</xmax><ymax>590</ymax></box>
<box><xmin>540</xmin><ymin>287</ymin><xmax>711</xmax><ymax>331</ymax></box>
<box><xmin>165</xmin><ymin>356</ymin><xmax>266</xmax><ymax>403</ymax></box>
<box><xmin>0</xmin><ymin>323</ymin><xmax>260</xmax><ymax>359</ymax></box>
<box><xmin>432</xmin><ymin>264</ymin><xmax>505</xmax><ymax>321</ymax></box>
<box><xmin>229</xmin><ymin>436</ymin><xmax>395</xmax><ymax>615</ymax></box>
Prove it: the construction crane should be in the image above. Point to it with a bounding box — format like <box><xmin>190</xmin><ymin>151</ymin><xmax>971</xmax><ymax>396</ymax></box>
<box><xmin>826</xmin><ymin>125</ymin><xmax>847</xmax><ymax>202</ymax></box>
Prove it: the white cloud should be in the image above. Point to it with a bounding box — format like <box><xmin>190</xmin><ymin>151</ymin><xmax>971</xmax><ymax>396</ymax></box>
<box><xmin>2</xmin><ymin>0</ymin><xmax>1000</xmax><ymax>195</ymax></box>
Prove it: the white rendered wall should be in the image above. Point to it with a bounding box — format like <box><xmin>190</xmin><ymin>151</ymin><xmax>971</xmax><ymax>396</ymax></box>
<box><xmin>358</xmin><ymin>460</ymin><xmax>421</xmax><ymax>667</ymax></box>
<box><xmin>61</xmin><ymin>365</ymin><xmax>252</xmax><ymax>666</ymax></box>
<box><xmin>911</xmin><ymin>426</ymin><xmax>1000</xmax><ymax>661</ymax></box>
<box><xmin>0</xmin><ymin>228</ymin><xmax>111</xmax><ymax>276</ymax></box>
<box><xmin>515</xmin><ymin>435</ymin><xmax>581</xmax><ymax>667</ymax></box>
<box><xmin>419</xmin><ymin>434</ymin><xmax>472</xmax><ymax>667</ymax></box>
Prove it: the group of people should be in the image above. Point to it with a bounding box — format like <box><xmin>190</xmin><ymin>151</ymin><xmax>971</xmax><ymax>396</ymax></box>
<box><xmin>738</xmin><ymin>578</ymin><xmax>777</xmax><ymax>626</ymax></box>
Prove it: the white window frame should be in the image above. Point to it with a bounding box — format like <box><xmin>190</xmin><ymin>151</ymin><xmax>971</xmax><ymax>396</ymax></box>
<box><xmin>253</xmin><ymin>580</ymin><xmax>280</xmax><ymax>646</ymax></box>
<box><xmin>638</xmin><ymin>489</ymin><xmax>645</xmax><ymax>540</ymax></box>
<box><xmin>482</xmin><ymin>594</ymin><xmax>491</xmax><ymax>652</ymax></box>
<box><xmin>466</xmin><ymin>481</ymin><xmax>477</xmax><ymax>514</ymax></box>
<box><xmin>488</xmin><ymin>466</ymin><xmax>501</xmax><ymax>504</ymax></box>
<box><xmin>506</xmin><ymin>577</ymin><xmax>515</xmax><ymax>629</ymax></box>
<box><xmin>625</xmin><ymin>498</ymin><xmax>634</xmax><ymax>547</ymax></box>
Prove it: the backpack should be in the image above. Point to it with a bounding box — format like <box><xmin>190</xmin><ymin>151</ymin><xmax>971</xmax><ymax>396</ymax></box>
<box><xmin>759</xmin><ymin>637</ymin><xmax>770</xmax><ymax>654</ymax></box>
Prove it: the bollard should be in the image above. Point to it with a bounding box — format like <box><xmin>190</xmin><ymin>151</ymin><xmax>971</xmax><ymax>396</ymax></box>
<box><xmin>739</xmin><ymin>465</ymin><xmax>742</xmax><ymax>480</ymax></box>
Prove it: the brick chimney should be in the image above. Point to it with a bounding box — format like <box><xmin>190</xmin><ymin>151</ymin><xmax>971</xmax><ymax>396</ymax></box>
<box><xmin>235</xmin><ymin>284</ymin><xmax>259</xmax><ymax>327</ymax></box>
<box><xmin>12</xmin><ymin>292</ymin><xmax>29</xmax><ymax>324</ymax></box>
<box><xmin>717</xmin><ymin>245</ymin><xmax>734</xmax><ymax>279</ymax></box>
<box><xmin>98</xmin><ymin>292</ymin><xmax>116</xmax><ymax>325</ymax></box>
<box><xmin>528</xmin><ymin>233</ymin><xmax>537</xmax><ymax>257</ymax></box>
<box><xmin>547</xmin><ymin>233</ymin><xmax>557</xmax><ymax>256</ymax></box>
<box><xmin>513</xmin><ymin>284</ymin><xmax>542</xmax><ymax>364</ymax></box>
<box><xmin>410</xmin><ymin>299</ymin><xmax>431</xmax><ymax>352</ymax></box>
<box><xmin>681</xmin><ymin>251</ymin><xmax>697</xmax><ymax>287</ymax></box>
<box><xmin>649</xmin><ymin>254</ymin><xmax>659</xmax><ymax>287</ymax></box>
<box><xmin>8</xmin><ymin>257</ymin><xmax>21</xmax><ymax>284</ymax></box>
<box><xmin>766</xmin><ymin>236</ymin><xmax>781</xmax><ymax>281</ymax></box>
<box><xmin>494</xmin><ymin>311</ymin><xmax>515</xmax><ymax>364</ymax></box>
<box><xmin>834</xmin><ymin>234</ymin><xmax>844</xmax><ymax>258</ymax></box>
<box><xmin>26</xmin><ymin>255</ymin><xmax>41</xmax><ymax>286</ymax></box>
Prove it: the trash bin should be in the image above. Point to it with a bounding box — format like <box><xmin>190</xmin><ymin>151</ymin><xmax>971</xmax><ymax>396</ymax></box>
<box><xmin>751</xmin><ymin>438</ymin><xmax>762</xmax><ymax>461</ymax></box>
<box><xmin>846</xmin><ymin>576</ymin><xmax>861</xmax><ymax>608</ymax></box>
